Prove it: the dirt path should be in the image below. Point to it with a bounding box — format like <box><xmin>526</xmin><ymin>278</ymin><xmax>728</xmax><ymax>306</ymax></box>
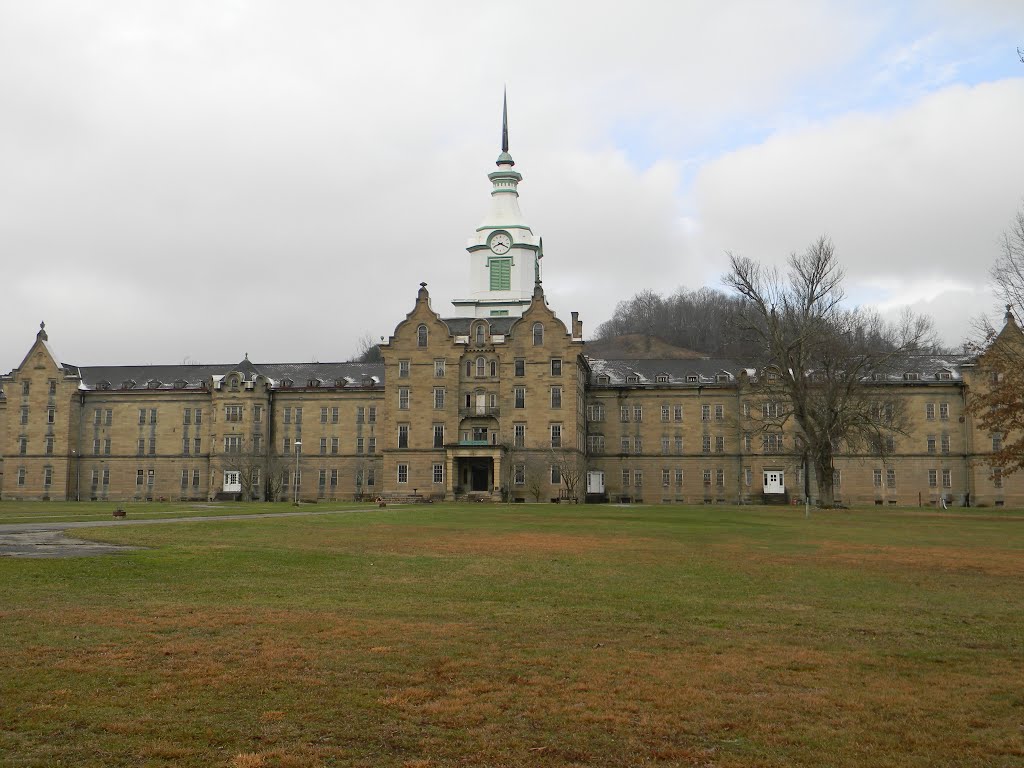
<box><xmin>0</xmin><ymin>507</ymin><xmax>373</xmax><ymax>558</ymax></box>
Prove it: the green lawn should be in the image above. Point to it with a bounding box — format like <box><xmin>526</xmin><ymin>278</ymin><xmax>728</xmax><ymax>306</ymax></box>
<box><xmin>1</xmin><ymin>503</ymin><xmax>1022</xmax><ymax>767</ymax></box>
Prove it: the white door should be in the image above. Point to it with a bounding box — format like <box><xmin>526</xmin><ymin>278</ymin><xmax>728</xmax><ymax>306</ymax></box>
<box><xmin>223</xmin><ymin>471</ymin><xmax>241</xmax><ymax>492</ymax></box>
<box><xmin>763</xmin><ymin>470</ymin><xmax>785</xmax><ymax>494</ymax></box>
<box><xmin>587</xmin><ymin>471</ymin><xmax>605</xmax><ymax>494</ymax></box>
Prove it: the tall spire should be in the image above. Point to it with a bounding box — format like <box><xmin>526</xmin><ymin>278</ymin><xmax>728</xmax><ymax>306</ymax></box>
<box><xmin>501</xmin><ymin>88</ymin><xmax>509</xmax><ymax>153</ymax></box>
<box><xmin>497</xmin><ymin>88</ymin><xmax>514</xmax><ymax>167</ymax></box>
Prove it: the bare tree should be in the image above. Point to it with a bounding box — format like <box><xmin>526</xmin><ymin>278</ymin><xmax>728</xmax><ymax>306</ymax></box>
<box><xmin>219</xmin><ymin>437</ymin><xmax>286</xmax><ymax>501</ymax></box>
<box><xmin>724</xmin><ymin>236</ymin><xmax>936</xmax><ymax>507</ymax></box>
<box><xmin>351</xmin><ymin>332</ymin><xmax>383</xmax><ymax>363</ymax></box>
<box><xmin>551</xmin><ymin>449</ymin><xmax>585</xmax><ymax>503</ymax></box>
<box><xmin>524</xmin><ymin>454</ymin><xmax>547</xmax><ymax>502</ymax></box>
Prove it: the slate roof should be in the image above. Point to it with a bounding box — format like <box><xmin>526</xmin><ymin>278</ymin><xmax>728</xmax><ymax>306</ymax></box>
<box><xmin>440</xmin><ymin>316</ymin><xmax>520</xmax><ymax>336</ymax></box>
<box><xmin>67</xmin><ymin>360</ymin><xmax>385</xmax><ymax>391</ymax></box>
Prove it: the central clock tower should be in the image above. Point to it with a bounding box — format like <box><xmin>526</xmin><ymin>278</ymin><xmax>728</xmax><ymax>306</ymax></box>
<box><xmin>452</xmin><ymin>93</ymin><xmax>542</xmax><ymax>318</ymax></box>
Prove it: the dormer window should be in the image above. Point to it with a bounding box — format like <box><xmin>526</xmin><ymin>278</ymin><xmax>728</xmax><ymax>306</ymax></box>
<box><xmin>148</xmin><ymin>380</ymin><xmax>162</xmax><ymax>389</ymax></box>
<box><xmin>936</xmin><ymin>371</ymin><xmax>952</xmax><ymax>381</ymax></box>
<box><xmin>686</xmin><ymin>375</ymin><xmax>698</xmax><ymax>383</ymax></box>
<box><xmin>417</xmin><ymin>324</ymin><xmax>428</xmax><ymax>348</ymax></box>
<box><xmin>656</xmin><ymin>374</ymin><xmax>669</xmax><ymax>383</ymax></box>
<box><xmin>98</xmin><ymin>380</ymin><xmax>111</xmax><ymax>391</ymax></box>
<box><xmin>716</xmin><ymin>373</ymin><xmax>730</xmax><ymax>383</ymax></box>
<box><xmin>121</xmin><ymin>379</ymin><xmax>136</xmax><ymax>390</ymax></box>
<box><xmin>596</xmin><ymin>374</ymin><xmax>610</xmax><ymax>385</ymax></box>
<box><xmin>626</xmin><ymin>374</ymin><xmax>639</xmax><ymax>384</ymax></box>
<box><xmin>474</xmin><ymin>323</ymin><xmax>487</xmax><ymax>346</ymax></box>
<box><xmin>476</xmin><ymin>357</ymin><xmax>486</xmax><ymax>377</ymax></box>
<box><xmin>903</xmin><ymin>372</ymin><xmax>920</xmax><ymax>381</ymax></box>
<box><xmin>281</xmin><ymin>378</ymin><xmax>293</xmax><ymax>388</ymax></box>
<box><xmin>173</xmin><ymin>379</ymin><xmax>187</xmax><ymax>389</ymax></box>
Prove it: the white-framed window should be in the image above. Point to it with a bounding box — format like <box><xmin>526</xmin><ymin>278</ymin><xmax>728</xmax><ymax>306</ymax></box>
<box><xmin>550</xmin><ymin>358</ymin><xmax>562</xmax><ymax>376</ymax></box>
<box><xmin>433</xmin><ymin>387</ymin><xmax>445</xmax><ymax>409</ymax></box>
<box><xmin>514</xmin><ymin>464</ymin><xmax>525</xmax><ymax>485</ymax></box>
<box><xmin>662</xmin><ymin>469</ymin><xmax>670</xmax><ymax>487</ymax></box>
<box><xmin>661</xmin><ymin>405</ymin><xmax>670</xmax><ymax>422</ymax></box>
<box><xmin>587</xmin><ymin>403</ymin><xmax>604</xmax><ymax>422</ymax></box>
<box><xmin>941</xmin><ymin>469</ymin><xmax>952</xmax><ymax>489</ymax></box>
<box><xmin>926</xmin><ymin>402</ymin><xmax>935</xmax><ymax>420</ymax></box>
<box><xmin>514</xmin><ymin>423</ymin><xmax>525</xmax><ymax>448</ymax></box>
<box><xmin>331</xmin><ymin>437</ymin><xmax>339</xmax><ymax>454</ymax></box>
<box><xmin>433</xmin><ymin>463</ymin><xmax>444</xmax><ymax>484</ymax></box>
<box><xmin>927</xmin><ymin>435</ymin><xmax>936</xmax><ymax>453</ymax></box>
<box><xmin>398</xmin><ymin>388</ymin><xmax>410</xmax><ymax>410</ymax></box>
<box><xmin>928</xmin><ymin>469</ymin><xmax>938</xmax><ymax>488</ymax></box>
<box><xmin>886</xmin><ymin>468</ymin><xmax>896</xmax><ymax>488</ymax></box>
<box><xmin>992</xmin><ymin>432</ymin><xmax>1004</xmax><ymax>452</ymax></box>
<box><xmin>674</xmin><ymin>405</ymin><xmax>683</xmax><ymax>421</ymax></box>
<box><xmin>714</xmin><ymin>404</ymin><xmax>724</xmax><ymax>421</ymax></box>
<box><xmin>398</xmin><ymin>424</ymin><xmax>409</xmax><ymax>449</ymax></box>
<box><xmin>433</xmin><ymin>424</ymin><xmax>444</xmax><ymax>448</ymax></box>
<box><xmin>621</xmin><ymin>469</ymin><xmax>630</xmax><ymax>487</ymax></box>
<box><xmin>701</xmin><ymin>404</ymin><xmax>710</xmax><ymax>421</ymax></box>
<box><xmin>435</xmin><ymin>359</ymin><xmax>445</xmax><ymax>377</ymax></box>
<box><xmin>532</xmin><ymin>323</ymin><xmax>544</xmax><ymax>346</ymax></box>
<box><xmin>319</xmin><ymin>437</ymin><xmax>328</xmax><ymax>455</ymax></box>
<box><xmin>551</xmin><ymin>386</ymin><xmax>562</xmax><ymax>408</ymax></box>
<box><xmin>661</xmin><ymin>438</ymin><xmax>669</xmax><ymax>455</ymax></box>
<box><xmin>633</xmin><ymin>406</ymin><xmax>643</xmax><ymax>422</ymax></box>
<box><xmin>634</xmin><ymin>437</ymin><xmax>642</xmax><ymax>454</ymax></box>
<box><xmin>620</xmin><ymin>406</ymin><xmax>630</xmax><ymax>423</ymax></box>
<box><xmin>675</xmin><ymin>436</ymin><xmax>683</xmax><ymax>454</ymax></box>
<box><xmin>224</xmin><ymin>436</ymin><xmax>242</xmax><ymax>453</ymax></box>
<box><xmin>941</xmin><ymin>434</ymin><xmax>950</xmax><ymax>454</ymax></box>
<box><xmin>550</xmin><ymin>424</ymin><xmax>562</xmax><ymax>448</ymax></box>
<box><xmin>417</xmin><ymin>325</ymin><xmax>428</xmax><ymax>347</ymax></box>
<box><xmin>225</xmin><ymin>405</ymin><xmax>243</xmax><ymax>422</ymax></box>
<box><xmin>633</xmin><ymin>471</ymin><xmax>643</xmax><ymax>487</ymax></box>
<box><xmin>715</xmin><ymin>435</ymin><xmax>724</xmax><ymax>453</ymax></box>
<box><xmin>397</xmin><ymin>463</ymin><xmax>409</xmax><ymax>483</ymax></box>
<box><xmin>939</xmin><ymin>402</ymin><xmax>949</xmax><ymax>420</ymax></box>
<box><xmin>255</xmin><ymin>405</ymin><xmax>264</xmax><ymax>423</ymax></box>
<box><xmin>368</xmin><ymin>406</ymin><xmax>377</xmax><ymax>423</ymax></box>
<box><xmin>715</xmin><ymin>469</ymin><xmax>724</xmax><ymax>487</ymax></box>
<box><xmin>588</xmin><ymin>434</ymin><xmax>604</xmax><ymax>453</ymax></box>
<box><xmin>399</xmin><ymin>360</ymin><xmax>410</xmax><ymax>378</ymax></box>
<box><xmin>702</xmin><ymin>434</ymin><xmax>711</xmax><ymax>453</ymax></box>
<box><xmin>514</xmin><ymin>359</ymin><xmax>525</xmax><ymax>377</ymax></box>
<box><xmin>514</xmin><ymin>387</ymin><xmax>526</xmax><ymax>409</ymax></box>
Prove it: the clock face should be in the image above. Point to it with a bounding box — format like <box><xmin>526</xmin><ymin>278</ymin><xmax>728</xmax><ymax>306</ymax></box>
<box><xmin>489</xmin><ymin>231</ymin><xmax>512</xmax><ymax>254</ymax></box>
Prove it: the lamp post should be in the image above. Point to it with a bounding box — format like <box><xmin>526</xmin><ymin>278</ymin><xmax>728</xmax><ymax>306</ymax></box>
<box><xmin>293</xmin><ymin>440</ymin><xmax>301</xmax><ymax>505</ymax></box>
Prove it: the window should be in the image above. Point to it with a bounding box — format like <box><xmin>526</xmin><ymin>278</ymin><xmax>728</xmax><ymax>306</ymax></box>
<box><xmin>434</xmin><ymin>424</ymin><xmax>445</xmax><ymax>448</ymax></box>
<box><xmin>489</xmin><ymin>255</ymin><xmax>511</xmax><ymax>290</ymax></box>
<box><xmin>46</xmin><ymin>407</ymin><xmax>55</xmax><ymax>424</ymax></box>
<box><xmin>701</xmin><ymin>404</ymin><xmax>710</xmax><ymax>421</ymax></box>
<box><xmin>150</xmin><ymin>409</ymin><xmax>157</xmax><ymax>425</ymax></box>
<box><xmin>94</xmin><ymin>408</ymin><xmax>103</xmax><ymax>426</ymax></box>
<box><xmin>675</xmin><ymin>437</ymin><xmax>683</xmax><ymax>455</ymax></box>
<box><xmin>550</xmin><ymin>424</ymin><xmax>562</xmax><ymax>448</ymax></box>
<box><xmin>399</xmin><ymin>388</ymin><xmax>410</xmax><ymax>410</ymax></box>
<box><xmin>514</xmin><ymin>464</ymin><xmax>525</xmax><ymax>485</ymax></box>
<box><xmin>587</xmin><ymin>403</ymin><xmax>604</xmax><ymax>422</ymax></box>
<box><xmin>225</xmin><ymin>405</ymin><xmax>243</xmax><ymax>422</ymax></box>
<box><xmin>662</xmin><ymin>469</ymin><xmax>670</xmax><ymax>487</ymax></box>
<box><xmin>17</xmin><ymin>468</ymin><xmax>25</xmax><ymax>487</ymax></box>
<box><xmin>702</xmin><ymin>434</ymin><xmax>711</xmax><ymax>453</ymax></box>
<box><xmin>368</xmin><ymin>437</ymin><xmax>376</xmax><ymax>454</ymax></box>
<box><xmin>744</xmin><ymin>467</ymin><xmax>752</xmax><ymax>487</ymax></box>
<box><xmin>763</xmin><ymin>433</ymin><xmax>784</xmax><ymax>453</ymax></box>
<box><xmin>294</xmin><ymin>407</ymin><xmax>302</xmax><ymax>424</ymax></box>
<box><xmin>939</xmin><ymin>402</ymin><xmax>949</xmax><ymax>420</ymax></box>
<box><xmin>926</xmin><ymin>403</ymin><xmax>935</xmax><ymax>420</ymax></box>
<box><xmin>993</xmin><ymin>432</ymin><xmax>1004</xmax><ymax>452</ymax></box>
<box><xmin>551</xmin><ymin>387</ymin><xmax>562</xmax><ymax>408</ymax></box>
<box><xmin>994</xmin><ymin>467</ymin><xmax>1003</xmax><ymax>488</ymax></box>
<box><xmin>588</xmin><ymin>435</ymin><xmax>604</xmax><ymax>453</ymax></box>
<box><xmin>715</xmin><ymin>435</ymin><xmax>724</xmax><ymax>453</ymax></box>
<box><xmin>513</xmin><ymin>423</ymin><xmax>525</xmax><ymax>448</ymax></box>
<box><xmin>716</xmin><ymin>469</ymin><xmax>724</xmax><ymax>487</ymax></box>
<box><xmin>703</xmin><ymin>469</ymin><xmax>711</xmax><ymax>486</ymax></box>
<box><xmin>356</xmin><ymin>406</ymin><xmax>364</xmax><ymax>423</ymax></box>
<box><xmin>661</xmin><ymin>438</ymin><xmax>669</xmax><ymax>454</ymax></box>
<box><xmin>675</xmin><ymin>469</ymin><xmax>684</xmax><ymax>486</ymax></box>
<box><xmin>356</xmin><ymin>437</ymin><xmax>364</xmax><ymax>455</ymax></box>
<box><xmin>318</xmin><ymin>469</ymin><xmax>327</xmax><ymax>491</ymax></box>
<box><xmin>398</xmin><ymin>424</ymin><xmax>409</xmax><ymax>449</ymax></box>
<box><xmin>149</xmin><ymin>438</ymin><xmax>156</xmax><ymax>455</ymax></box>
<box><xmin>633</xmin><ymin>406</ymin><xmax>643</xmax><ymax>422</ymax></box>
<box><xmin>886</xmin><ymin>468</ymin><xmax>896</xmax><ymax>488</ymax></box>
<box><xmin>183</xmin><ymin>408</ymin><xmax>193</xmax><ymax>425</ymax></box>
<box><xmin>194</xmin><ymin>409</ymin><xmax>202</xmax><ymax>425</ymax></box>
<box><xmin>398</xmin><ymin>463</ymin><xmax>409</xmax><ymax>483</ymax></box>
<box><xmin>942</xmin><ymin>469</ymin><xmax>952</xmax><ymax>489</ymax></box>
<box><xmin>674</xmin><ymin>405</ymin><xmax>683</xmax><ymax>422</ymax></box>
<box><xmin>743</xmin><ymin>433</ymin><xmax>752</xmax><ymax>451</ymax></box>
<box><xmin>368</xmin><ymin>406</ymin><xmax>376</xmax><ymax>423</ymax></box>
<box><xmin>532</xmin><ymin>323</ymin><xmax>544</xmax><ymax>346</ymax></box>
<box><xmin>417</xmin><ymin>325</ymin><xmax>428</xmax><ymax>347</ymax></box>
<box><xmin>514</xmin><ymin>359</ymin><xmax>525</xmax><ymax>377</ymax></box>
<box><xmin>661</xmin><ymin>405</ymin><xmax>670</xmax><ymax>422</ymax></box>
<box><xmin>714</xmin><ymin>404</ymin><xmax>724</xmax><ymax>421</ymax></box>
<box><xmin>320</xmin><ymin>437</ymin><xmax>328</xmax><ymax>455</ymax></box>
<box><xmin>255</xmin><ymin>405</ymin><xmax>264</xmax><ymax>423</ymax></box>
<box><xmin>137</xmin><ymin>469</ymin><xmax>144</xmax><ymax>486</ymax></box>
<box><xmin>621</xmin><ymin>469</ymin><xmax>630</xmax><ymax>487</ymax></box>
<box><xmin>137</xmin><ymin>438</ymin><xmax>145</xmax><ymax>456</ymax></box>
<box><xmin>621</xmin><ymin>438</ymin><xmax>631</xmax><ymax>454</ymax></box>
<box><xmin>927</xmin><ymin>435</ymin><xmax>936</xmax><ymax>454</ymax></box>
<box><xmin>19</xmin><ymin>406</ymin><xmax>29</xmax><ymax>425</ymax></box>
<box><xmin>253</xmin><ymin>434</ymin><xmax>263</xmax><ymax>454</ymax></box>
<box><xmin>550</xmin><ymin>359</ymin><xmax>562</xmax><ymax>376</ymax></box>
<box><xmin>928</xmin><ymin>469</ymin><xmax>937</xmax><ymax>488</ymax></box>
<box><xmin>320</xmin><ymin>407</ymin><xmax>328</xmax><ymax>424</ymax></box>
<box><xmin>93</xmin><ymin>439</ymin><xmax>101</xmax><ymax>455</ymax></box>
<box><xmin>940</xmin><ymin>434</ymin><xmax>950</xmax><ymax>454</ymax></box>
<box><xmin>224</xmin><ymin>436</ymin><xmax>241</xmax><ymax>453</ymax></box>
<box><xmin>475</xmin><ymin>357</ymin><xmax>485</xmax><ymax>377</ymax></box>
<box><xmin>514</xmin><ymin>387</ymin><xmax>525</xmax><ymax>409</ymax></box>
<box><xmin>182</xmin><ymin>438</ymin><xmax>190</xmax><ymax>455</ymax></box>
<box><xmin>284</xmin><ymin>407</ymin><xmax>292</xmax><ymax>424</ymax></box>
<box><xmin>283</xmin><ymin>437</ymin><xmax>291</xmax><ymax>454</ymax></box>
<box><xmin>553</xmin><ymin>466</ymin><xmax>564</xmax><ymax>485</ymax></box>
<box><xmin>331</xmin><ymin>437</ymin><xmax>339</xmax><ymax>455</ymax></box>
<box><xmin>193</xmin><ymin>437</ymin><xmax>201</xmax><ymax>454</ymax></box>
<box><xmin>433</xmin><ymin>463</ymin><xmax>444</xmax><ymax>484</ymax></box>
<box><xmin>634</xmin><ymin>437</ymin><xmax>642</xmax><ymax>454</ymax></box>
<box><xmin>399</xmin><ymin>360</ymin><xmax>410</xmax><ymax>378</ymax></box>
<box><xmin>44</xmin><ymin>437</ymin><xmax>53</xmax><ymax>455</ymax></box>
<box><xmin>182</xmin><ymin>469</ymin><xmax>190</xmax><ymax>489</ymax></box>
<box><xmin>434</xmin><ymin>388</ymin><xmax>445</xmax><ymax>409</ymax></box>
<box><xmin>139</xmin><ymin>408</ymin><xmax>146</xmax><ymax>425</ymax></box>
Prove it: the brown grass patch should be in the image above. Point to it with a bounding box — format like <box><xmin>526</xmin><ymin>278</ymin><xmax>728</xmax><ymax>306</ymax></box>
<box><xmin>807</xmin><ymin>541</ymin><xmax>1024</xmax><ymax>576</ymax></box>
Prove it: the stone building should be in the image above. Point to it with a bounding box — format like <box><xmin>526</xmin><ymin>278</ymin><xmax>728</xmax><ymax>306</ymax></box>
<box><xmin>1</xmin><ymin>104</ymin><xmax>1020</xmax><ymax>507</ymax></box>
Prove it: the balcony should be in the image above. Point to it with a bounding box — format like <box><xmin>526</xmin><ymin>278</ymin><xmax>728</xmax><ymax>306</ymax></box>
<box><xmin>459</xmin><ymin>406</ymin><xmax>500</xmax><ymax>418</ymax></box>
<box><xmin>458</xmin><ymin>439</ymin><xmax>492</xmax><ymax>446</ymax></box>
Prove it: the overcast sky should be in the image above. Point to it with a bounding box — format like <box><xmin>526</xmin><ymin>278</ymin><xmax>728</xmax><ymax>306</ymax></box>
<box><xmin>2</xmin><ymin>1</ymin><xmax>1023</xmax><ymax>369</ymax></box>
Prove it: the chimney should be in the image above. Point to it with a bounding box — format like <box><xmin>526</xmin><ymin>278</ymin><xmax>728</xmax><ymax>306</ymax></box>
<box><xmin>571</xmin><ymin>311</ymin><xmax>582</xmax><ymax>339</ymax></box>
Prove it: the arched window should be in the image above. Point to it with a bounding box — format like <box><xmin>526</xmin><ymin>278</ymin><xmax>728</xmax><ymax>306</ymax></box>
<box><xmin>465</xmin><ymin>360</ymin><xmax>472</xmax><ymax>377</ymax></box>
<box><xmin>490</xmin><ymin>360</ymin><xmax>497</xmax><ymax>377</ymax></box>
<box><xmin>475</xmin><ymin>323</ymin><xmax>486</xmax><ymax>346</ymax></box>
<box><xmin>476</xmin><ymin>357</ymin><xmax>486</xmax><ymax>377</ymax></box>
<box><xmin>532</xmin><ymin>323</ymin><xmax>544</xmax><ymax>346</ymax></box>
<box><xmin>417</xmin><ymin>324</ymin><xmax>428</xmax><ymax>347</ymax></box>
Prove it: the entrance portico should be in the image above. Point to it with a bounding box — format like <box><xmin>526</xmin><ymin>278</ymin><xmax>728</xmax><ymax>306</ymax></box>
<box><xmin>446</xmin><ymin>446</ymin><xmax>503</xmax><ymax>500</ymax></box>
